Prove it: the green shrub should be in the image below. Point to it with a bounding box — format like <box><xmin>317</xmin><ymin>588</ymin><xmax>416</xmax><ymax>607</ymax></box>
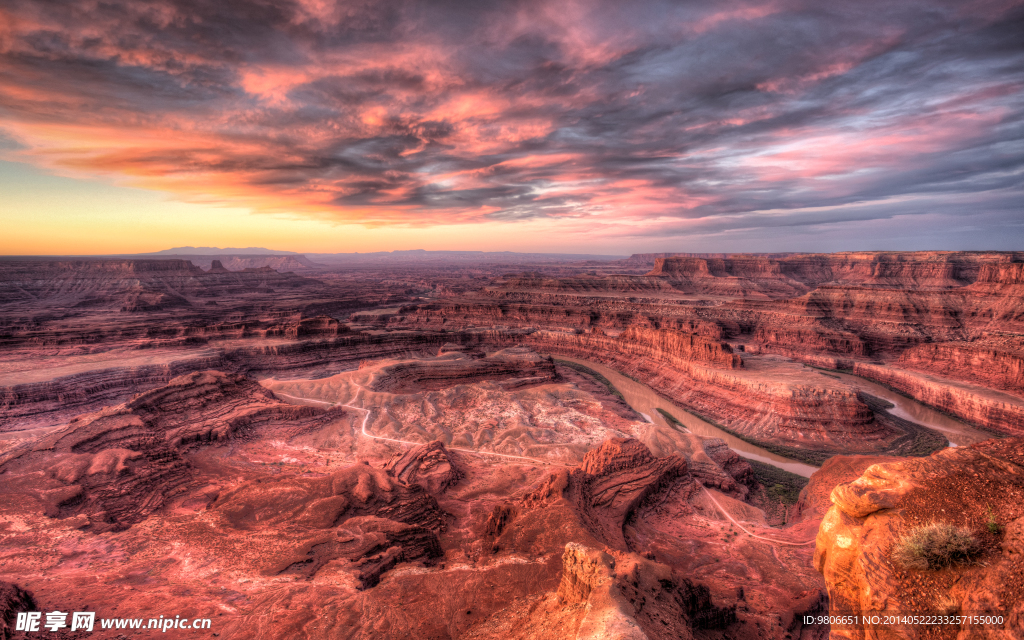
<box><xmin>655</xmin><ymin>408</ymin><xmax>688</xmax><ymax>433</ymax></box>
<box><xmin>747</xmin><ymin>459</ymin><xmax>808</xmax><ymax>505</ymax></box>
<box><xmin>893</xmin><ymin>523</ymin><xmax>980</xmax><ymax>570</ymax></box>
<box><xmin>987</xmin><ymin>507</ymin><xmax>1001</xmax><ymax>534</ymax></box>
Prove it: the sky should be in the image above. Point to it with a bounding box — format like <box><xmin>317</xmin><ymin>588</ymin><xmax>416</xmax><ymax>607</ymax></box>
<box><xmin>1</xmin><ymin>0</ymin><xmax>1022</xmax><ymax>255</ymax></box>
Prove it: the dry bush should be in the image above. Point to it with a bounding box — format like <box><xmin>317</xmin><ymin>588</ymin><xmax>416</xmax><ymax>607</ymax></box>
<box><xmin>893</xmin><ymin>523</ymin><xmax>980</xmax><ymax>570</ymax></box>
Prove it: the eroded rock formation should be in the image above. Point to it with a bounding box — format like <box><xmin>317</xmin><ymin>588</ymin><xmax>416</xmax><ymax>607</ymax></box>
<box><xmin>385</xmin><ymin>440</ymin><xmax>465</xmax><ymax>493</ymax></box>
<box><xmin>0</xmin><ymin>581</ymin><xmax>35</xmax><ymax>640</ymax></box>
<box><xmin>369</xmin><ymin>347</ymin><xmax>558</xmax><ymax>393</ymax></box>
<box><xmin>815</xmin><ymin>438</ymin><xmax>1024</xmax><ymax>639</ymax></box>
<box><xmin>538</xmin><ymin>437</ymin><xmax>689</xmax><ymax>550</ymax></box>
<box><xmin>0</xmin><ymin>370</ymin><xmax>331</xmax><ymax>531</ymax></box>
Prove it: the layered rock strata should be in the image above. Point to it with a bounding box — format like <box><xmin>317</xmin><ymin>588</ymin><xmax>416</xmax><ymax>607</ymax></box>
<box><xmin>0</xmin><ymin>370</ymin><xmax>331</xmax><ymax>531</ymax></box>
<box><xmin>504</xmin><ymin>329</ymin><xmax>882</xmax><ymax>449</ymax></box>
<box><xmin>385</xmin><ymin>440</ymin><xmax>465</xmax><ymax>494</ymax></box>
<box><xmin>369</xmin><ymin>347</ymin><xmax>558</xmax><ymax>393</ymax></box>
<box><xmin>214</xmin><ymin>464</ymin><xmax>447</xmax><ymax>588</ymax></box>
<box><xmin>558</xmin><ymin>437</ymin><xmax>689</xmax><ymax>550</ymax></box>
<box><xmin>852</xmin><ymin>363</ymin><xmax>1024</xmax><ymax>436</ymax></box>
<box><xmin>897</xmin><ymin>339</ymin><xmax>1024</xmax><ymax>396</ymax></box>
<box><xmin>521</xmin><ymin>439</ymin><xmax>687</xmax><ymax>541</ymax></box>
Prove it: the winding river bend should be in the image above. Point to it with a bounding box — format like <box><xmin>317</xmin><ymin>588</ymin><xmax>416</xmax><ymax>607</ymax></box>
<box><xmin>554</xmin><ymin>355</ymin><xmax>820</xmax><ymax>477</ymax></box>
<box><xmin>554</xmin><ymin>356</ymin><xmax>990</xmax><ymax>479</ymax></box>
<box><xmin>824</xmin><ymin>370</ymin><xmax>990</xmax><ymax>446</ymax></box>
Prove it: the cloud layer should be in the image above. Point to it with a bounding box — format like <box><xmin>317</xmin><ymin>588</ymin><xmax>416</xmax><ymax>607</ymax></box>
<box><xmin>1</xmin><ymin>0</ymin><xmax>1022</xmax><ymax>239</ymax></box>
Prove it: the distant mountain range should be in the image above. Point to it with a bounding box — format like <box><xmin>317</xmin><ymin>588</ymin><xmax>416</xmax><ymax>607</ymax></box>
<box><xmin>306</xmin><ymin>250</ymin><xmax>627</xmax><ymax>264</ymax></box>
<box><xmin>0</xmin><ymin>248</ymin><xmax>631</xmax><ymax>270</ymax></box>
<box><xmin>142</xmin><ymin>247</ymin><xmax>299</xmax><ymax>255</ymax></box>
<box><xmin>137</xmin><ymin>248</ymin><xmax>629</xmax><ymax>267</ymax></box>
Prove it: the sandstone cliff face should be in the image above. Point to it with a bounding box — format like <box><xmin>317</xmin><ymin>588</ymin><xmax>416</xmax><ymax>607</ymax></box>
<box><xmin>964</xmin><ymin>263</ymin><xmax>1024</xmax><ymax>335</ymax></box>
<box><xmin>369</xmin><ymin>347</ymin><xmax>558</xmax><ymax>393</ymax></box>
<box><xmin>853</xmin><ymin>363</ymin><xmax>1024</xmax><ymax>436</ymax></box>
<box><xmin>762</xmin><ymin>286</ymin><xmax>969</xmax><ymax>355</ymax></box>
<box><xmin>518</xmin><ymin>327</ymin><xmax>740</xmax><ymax>369</ymax></box>
<box><xmin>509</xmin><ymin>329</ymin><xmax>881</xmax><ymax>448</ymax></box>
<box><xmin>648</xmin><ymin>256</ymin><xmax>809</xmax><ymax>298</ymax></box>
<box><xmin>897</xmin><ymin>339</ymin><xmax>1024</xmax><ymax>395</ymax></box>
<box><xmin>814</xmin><ymin>438</ymin><xmax>1024</xmax><ymax>640</ymax></box>
<box><xmin>646</xmin><ymin>252</ymin><xmax>1008</xmax><ymax>298</ymax></box>
<box><xmin>971</xmin><ymin>262</ymin><xmax>1024</xmax><ymax>288</ymax></box>
<box><xmin>777</xmin><ymin>252</ymin><xmax>984</xmax><ymax>288</ymax></box>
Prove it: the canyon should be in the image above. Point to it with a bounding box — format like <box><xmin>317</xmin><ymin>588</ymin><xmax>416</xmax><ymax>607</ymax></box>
<box><xmin>0</xmin><ymin>250</ymin><xmax>1021</xmax><ymax>639</ymax></box>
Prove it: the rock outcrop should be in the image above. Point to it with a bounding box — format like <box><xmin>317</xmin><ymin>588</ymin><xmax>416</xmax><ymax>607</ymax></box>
<box><xmin>385</xmin><ymin>440</ymin><xmax>465</xmax><ymax>493</ymax></box>
<box><xmin>369</xmin><ymin>347</ymin><xmax>558</xmax><ymax>393</ymax></box>
<box><xmin>0</xmin><ymin>582</ymin><xmax>35</xmax><ymax>640</ymax></box>
<box><xmin>0</xmin><ymin>371</ymin><xmax>330</xmax><ymax>531</ymax></box>
<box><xmin>463</xmin><ymin>542</ymin><xmax>734</xmax><ymax>640</ymax></box>
<box><xmin>215</xmin><ymin>463</ymin><xmax>447</xmax><ymax>532</ymax></box>
<box><xmin>556</xmin><ymin>543</ymin><xmax>650</xmax><ymax>640</ymax></box>
<box><xmin>214</xmin><ymin>464</ymin><xmax>447</xmax><ymax>588</ymax></box>
<box><xmin>814</xmin><ymin>438</ymin><xmax>1024</xmax><ymax>639</ymax></box>
<box><xmin>528</xmin><ymin>438</ymin><xmax>689</xmax><ymax>550</ymax></box>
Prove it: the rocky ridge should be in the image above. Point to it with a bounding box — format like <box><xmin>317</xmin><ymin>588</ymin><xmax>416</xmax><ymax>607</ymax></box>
<box><xmin>0</xmin><ymin>370</ymin><xmax>330</xmax><ymax>531</ymax></box>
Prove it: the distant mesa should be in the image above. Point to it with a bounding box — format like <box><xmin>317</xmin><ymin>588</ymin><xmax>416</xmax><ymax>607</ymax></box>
<box><xmin>305</xmin><ymin>250</ymin><xmax>627</xmax><ymax>265</ymax></box>
<box><xmin>0</xmin><ymin>257</ymin><xmax>322</xmax><ymax>315</ymax></box>
<box><xmin>141</xmin><ymin>246</ymin><xmax>299</xmax><ymax>255</ymax></box>
<box><xmin>148</xmin><ymin>253</ymin><xmax>321</xmax><ymax>271</ymax></box>
<box><xmin>368</xmin><ymin>347</ymin><xmax>558</xmax><ymax>394</ymax></box>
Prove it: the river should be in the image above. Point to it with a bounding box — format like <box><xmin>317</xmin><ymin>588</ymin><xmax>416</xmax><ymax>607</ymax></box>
<box><xmin>826</xmin><ymin>370</ymin><xmax>989</xmax><ymax>446</ymax></box>
<box><xmin>554</xmin><ymin>356</ymin><xmax>820</xmax><ymax>477</ymax></box>
<box><xmin>553</xmin><ymin>356</ymin><xmax>992</xmax><ymax>479</ymax></box>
